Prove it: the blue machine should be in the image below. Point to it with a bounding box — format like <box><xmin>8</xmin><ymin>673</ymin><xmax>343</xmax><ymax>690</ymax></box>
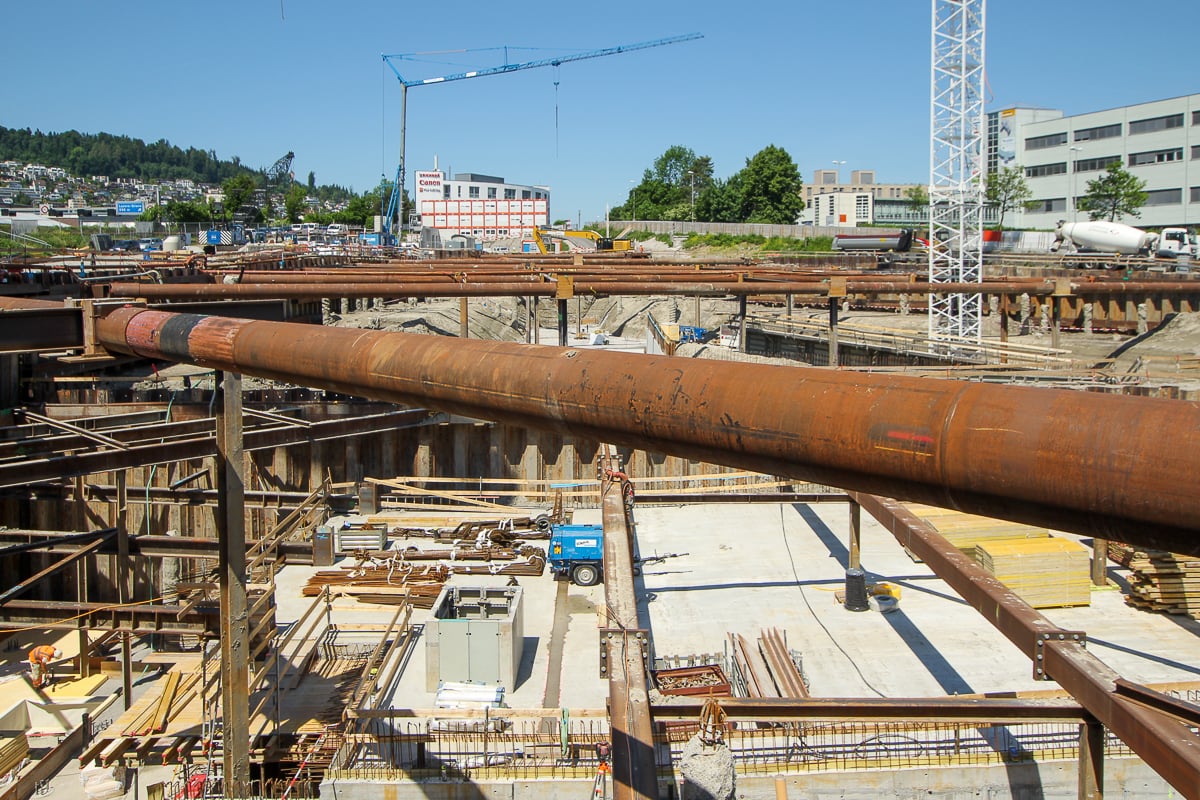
<box><xmin>548</xmin><ymin>524</ymin><xmax>604</xmax><ymax>586</ymax></box>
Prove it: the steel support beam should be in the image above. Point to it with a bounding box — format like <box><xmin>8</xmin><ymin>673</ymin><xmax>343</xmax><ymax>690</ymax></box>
<box><xmin>649</xmin><ymin>696</ymin><xmax>1085</xmax><ymax>722</ymax></box>
<box><xmin>599</xmin><ymin>458</ymin><xmax>657</xmax><ymax>800</ymax></box>
<box><xmin>0</xmin><ymin>409</ymin><xmax>441</xmax><ymax>488</ymax></box>
<box><xmin>215</xmin><ymin>370</ymin><xmax>250</xmax><ymax>796</ymax></box>
<box><xmin>92</xmin><ymin>307</ymin><xmax>1200</xmax><ymax>555</ymax></box>
<box><xmin>854</xmin><ymin>493</ymin><xmax>1200</xmax><ymax>799</ymax></box>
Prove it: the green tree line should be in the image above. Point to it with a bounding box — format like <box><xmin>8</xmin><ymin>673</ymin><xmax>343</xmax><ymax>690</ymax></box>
<box><xmin>611</xmin><ymin>144</ymin><xmax>804</xmax><ymax>226</ymax></box>
<box><xmin>0</xmin><ymin>125</ymin><xmax>261</xmax><ymax>184</ymax></box>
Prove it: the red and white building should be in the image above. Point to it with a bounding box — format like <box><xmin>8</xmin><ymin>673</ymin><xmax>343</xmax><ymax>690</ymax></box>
<box><xmin>413</xmin><ymin>169</ymin><xmax>549</xmax><ymax>242</ymax></box>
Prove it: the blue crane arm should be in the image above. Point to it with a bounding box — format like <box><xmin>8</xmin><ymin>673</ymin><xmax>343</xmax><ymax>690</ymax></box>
<box><xmin>383</xmin><ymin>33</ymin><xmax>702</xmax><ymax>87</ymax></box>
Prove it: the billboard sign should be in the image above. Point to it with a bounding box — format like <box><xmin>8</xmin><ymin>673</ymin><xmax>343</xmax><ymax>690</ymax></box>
<box><xmin>415</xmin><ymin>171</ymin><xmax>444</xmax><ymax>202</ymax></box>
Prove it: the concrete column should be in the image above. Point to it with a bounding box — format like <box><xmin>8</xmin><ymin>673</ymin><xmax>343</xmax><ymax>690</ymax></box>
<box><xmin>785</xmin><ymin>294</ymin><xmax>793</xmax><ymax>319</ymax></box>
<box><xmin>899</xmin><ymin>293</ymin><xmax>910</xmax><ymax>316</ymax></box>
<box><xmin>414</xmin><ymin>439</ymin><xmax>433</xmax><ymax>478</ymax></box>
<box><xmin>215</xmin><ymin>371</ymin><xmax>250</xmax><ymax>797</ymax></box>
<box><xmin>320</xmin><ymin>299</ymin><xmax>331</xmax><ymax>325</ymax></box>
<box><xmin>1019</xmin><ymin>293</ymin><xmax>1030</xmax><ymax>335</ymax></box>
<box><xmin>1137</xmin><ymin>302</ymin><xmax>1148</xmax><ymax>335</ymax></box>
<box><xmin>1083</xmin><ymin>303</ymin><xmax>1093</xmax><ymax>335</ymax></box>
<box><xmin>528</xmin><ymin>297</ymin><xmax>536</xmax><ymax>344</ymax></box>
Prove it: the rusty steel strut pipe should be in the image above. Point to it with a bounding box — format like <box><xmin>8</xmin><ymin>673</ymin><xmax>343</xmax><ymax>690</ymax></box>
<box><xmin>94</xmin><ymin>306</ymin><xmax>1200</xmax><ymax>554</ymax></box>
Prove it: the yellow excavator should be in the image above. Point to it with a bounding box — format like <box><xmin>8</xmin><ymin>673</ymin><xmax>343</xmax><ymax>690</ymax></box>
<box><xmin>531</xmin><ymin>227</ymin><xmax>633</xmax><ymax>254</ymax></box>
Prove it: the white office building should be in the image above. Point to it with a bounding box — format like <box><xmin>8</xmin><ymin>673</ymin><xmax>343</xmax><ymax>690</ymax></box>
<box><xmin>413</xmin><ymin>169</ymin><xmax>549</xmax><ymax>242</ymax></box>
<box><xmin>989</xmin><ymin>94</ymin><xmax>1200</xmax><ymax>229</ymax></box>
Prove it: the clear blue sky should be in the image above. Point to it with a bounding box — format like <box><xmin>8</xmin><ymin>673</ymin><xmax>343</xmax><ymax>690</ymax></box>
<box><xmin>2</xmin><ymin>1</ymin><xmax>1193</xmax><ymax>224</ymax></box>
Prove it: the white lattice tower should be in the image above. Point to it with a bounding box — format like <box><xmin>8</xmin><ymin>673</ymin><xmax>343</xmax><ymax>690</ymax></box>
<box><xmin>929</xmin><ymin>0</ymin><xmax>986</xmax><ymax>346</ymax></box>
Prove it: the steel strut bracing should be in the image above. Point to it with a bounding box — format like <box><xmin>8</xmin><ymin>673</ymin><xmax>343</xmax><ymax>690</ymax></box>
<box><xmin>92</xmin><ymin>305</ymin><xmax>1200</xmax><ymax>556</ymax></box>
<box><xmin>854</xmin><ymin>493</ymin><xmax>1200</xmax><ymax>799</ymax></box>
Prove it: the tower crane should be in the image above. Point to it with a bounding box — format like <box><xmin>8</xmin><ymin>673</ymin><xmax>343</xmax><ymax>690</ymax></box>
<box><xmin>928</xmin><ymin>0</ymin><xmax>985</xmax><ymax>348</ymax></box>
<box><xmin>380</xmin><ymin>33</ymin><xmax>703</xmax><ymax>243</ymax></box>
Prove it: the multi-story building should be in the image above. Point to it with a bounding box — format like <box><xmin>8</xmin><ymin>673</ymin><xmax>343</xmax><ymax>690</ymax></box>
<box><xmin>989</xmin><ymin>94</ymin><xmax>1200</xmax><ymax>229</ymax></box>
<box><xmin>413</xmin><ymin>169</ymin><xmax>549</xmax><ymax>241</ymax></box>
<box><xmin>799</xmin><ymin>169</ymin><xmax>921</xmax><ymax>227</ymax></box>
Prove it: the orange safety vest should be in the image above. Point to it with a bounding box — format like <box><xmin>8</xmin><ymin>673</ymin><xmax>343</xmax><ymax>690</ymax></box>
<box><xmin>28</xmin><ymin>645</ymin><xmax>57</xmax><ymax>664</ymax></box>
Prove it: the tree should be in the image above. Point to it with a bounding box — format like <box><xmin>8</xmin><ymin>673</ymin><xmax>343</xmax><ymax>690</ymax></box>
<box><xmin>284</xmin><ymin>184</ymin><xmax>307</xmax><ymax>223</ymax></box>
<box><xmin>1078</xmin><ymin>162</ymin><xmax>1147</xmax><ymax>222</ymax></box>
<box><xmin>985</xmin><ymin>166</ymin><xmax>1033</xmax><ymax>231</ymax></box>
<box><xmin>735</xmin><ymin>145</ymin><xmax>803</xmax><ymax>225</ymax></box>
<box><xmin>904</xmin><ymin>184</ymin><xmax>929</xmax><ymax>210</ymax></box>
<box><xmin>220</xmin><ymin>174</ymin><xmax>258</xmax><ymax>222</ymax></box>
<box><xmin>307</xmin><ymin>171</ymin><xmax>316</xmax><ymax>192</ymax></box>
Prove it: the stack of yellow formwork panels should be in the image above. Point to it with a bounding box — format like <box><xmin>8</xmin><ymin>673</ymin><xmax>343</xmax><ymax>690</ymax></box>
<box><xmin>976</xmin><ymin>538</ymin><xmax>1091</xmax><ymax>609</ymax></box>
<box><xmin>906</xmin><ymin>505</ymin><xmax>1050</xmax><ymax>559</ymax></box>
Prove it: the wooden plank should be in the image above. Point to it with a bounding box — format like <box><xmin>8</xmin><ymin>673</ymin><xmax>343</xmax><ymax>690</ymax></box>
<box><xmin>151</xmin><ymin>671</ymin><xmax>181</xmax><ymax>734</ymax></box>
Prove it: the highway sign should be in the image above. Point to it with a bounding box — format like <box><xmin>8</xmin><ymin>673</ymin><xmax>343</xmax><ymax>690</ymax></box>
<box><xmin>116</xmin><ymin>201</ymin><xmax>144</xmax><ymax>215</ymax></box>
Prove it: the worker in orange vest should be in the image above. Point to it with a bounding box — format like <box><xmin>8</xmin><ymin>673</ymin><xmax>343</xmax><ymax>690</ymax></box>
<box><xmin>28</xmin><ymin>645</ymin><xmax>61</xmax><ymax>689</ymax></box>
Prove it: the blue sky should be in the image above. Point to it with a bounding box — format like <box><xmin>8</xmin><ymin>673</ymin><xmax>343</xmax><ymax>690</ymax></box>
<box><xmin>2</xmin><ymin>1</ymin><xmax>1193</xmax><ymax>224</ymax></box>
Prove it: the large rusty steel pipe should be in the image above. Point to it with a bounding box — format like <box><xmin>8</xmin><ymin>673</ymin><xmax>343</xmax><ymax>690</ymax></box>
<box><xmin>92</xmin><ymin>306</ymin><xmax>1200</xmax><ymax>554</ymax></box>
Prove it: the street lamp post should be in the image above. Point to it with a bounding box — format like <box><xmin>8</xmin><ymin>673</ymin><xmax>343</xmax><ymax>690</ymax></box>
<box><xmin>1068</xmin><ymin>146</ymin><xmax>1083</xmax><ymax>221</ymax></box>
<box><xmin>687</xmin><ymin>170</ymin><xmax>696</xmax><ymax>222</ymax></box>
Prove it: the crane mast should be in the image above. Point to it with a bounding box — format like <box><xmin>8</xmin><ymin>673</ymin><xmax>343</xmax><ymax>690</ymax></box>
<box><xmin>929</xmin><ymin>0</ymin><xmax>986</xmax><ymax>347</ymax></box>
<box><xmin>380</xmin><ymin>33</ymin><xmax>702</xmax><ymax>242</ymax></box>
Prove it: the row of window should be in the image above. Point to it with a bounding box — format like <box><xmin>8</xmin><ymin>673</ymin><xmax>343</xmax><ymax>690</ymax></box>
<box><xmin>1027</xmin><ymin>148</ymin><xmax>1192</xmax><ymax>178</ymax></box>
<box><xmin>446</xmin><ymin>186</ymin><xmax>546</xmax><ymax>200</ymax></box>
<box><xmin>1026</xmin><ymin>112</ymin><xmax>1194</xmax><ymax>150</ymax></box>
<box><xmin>1028</xmin><ymin>187</ymin><xmax>1200</xmax><ymax>212</ymax></box>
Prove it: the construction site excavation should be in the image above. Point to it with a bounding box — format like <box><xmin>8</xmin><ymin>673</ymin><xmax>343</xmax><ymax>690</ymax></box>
<box><xmin>1</xmin><ymin>234</ymin><xmax>1200</xmax><ymax>800</ymax></box>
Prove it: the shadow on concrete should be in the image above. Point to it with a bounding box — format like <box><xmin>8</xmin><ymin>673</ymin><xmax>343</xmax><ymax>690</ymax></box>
<box><xmin>793</xmin><ymin>503</ymin><xmax>849</xmax><ymax>568</ymax></box>
<box><xmin>1085</xmin><ymin>636</ymin><xmax>1200</xmax><ymax>677</ymax></box>
<box><xmin>877</xmin><ymin>608</ymin><xmax>974</xmax><ymax>695</ymax></box>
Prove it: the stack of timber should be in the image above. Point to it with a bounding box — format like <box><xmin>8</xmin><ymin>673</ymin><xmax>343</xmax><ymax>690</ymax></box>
<box><xmin>79</xmin><ymin>662</ymin><xmax>206</xmax><ymax>769</ymax></box>
<box><xmin>0</xmin><ymin>734</ymin><xmax>29</xmax><ymax>780</ymax></box>
<box><xmin>728</xmin><ymin>629</ymin><xmax>809</xmax><ymax>698</ymax></box>
<box><xmin>975</xmin><ymin>538</ymin><xmax>1090</xmax><ymax>609</ymax></box>
<box><xmin>906</xmin><ymin>505</ymin><xmax>1049</xmax><ymax>559</ymax></box>
<box><xmin>303</xmin><ymin>563</ymin><xmax>449</xmax><ymax>607</ymax></box>
<box><xmin>1109</xmin><ymin>542</ymin><xmax>1200</xmax><ymax>619</ymax></box>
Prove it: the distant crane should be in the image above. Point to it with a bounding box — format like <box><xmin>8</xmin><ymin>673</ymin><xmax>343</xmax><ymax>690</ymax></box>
<box><xmin>267</xmin><ymin>151</ymin><xmax>295</xmax><ymax>187</ymax></box>
<box><xmin>380</xmin><ymin>34</ymin><xmax>703</xmax><ymax>243</ymax></box>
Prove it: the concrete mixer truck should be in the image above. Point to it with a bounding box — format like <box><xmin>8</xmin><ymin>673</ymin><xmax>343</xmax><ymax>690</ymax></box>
<box><xmin>1052</xmin><ymin>220</ymin><xmax>1158</xmax><ymax>256</ymax></box>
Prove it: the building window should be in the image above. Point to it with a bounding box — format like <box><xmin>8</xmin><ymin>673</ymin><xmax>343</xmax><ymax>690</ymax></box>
<box><xmin>1194</xmin><ymin>111</ymin><xmax>1200</xmax><ymax>126</ymax></box>
<box><xmin>822</xmin><ymin>172</ymin><xmax>836</xmax><ymax>184</ymax></box>
<box><xmin>1129</xmin><ymin>148</ymin><xmax>1183</xmax><ymax>166</ymax></box>
<box><xmin>443</xmin><ymin>186</ymin><xmax>450</xmax><ymax>199</ymax></box>
<box><xmin>1129</xmin><ymin>114</ymin><xmax>1183</xmax><ymax>135</ymax></box>
<box><xmin>487</xmin><ymin>187</ymin><xmax>497</xmax><ymax>199</ymax></box>
<box><xmin>1192</xmin><ymin>145</ymin><xmax>1200</xmax><ymax>160</ymax></box>
<box><xmin>1191</xmin><ymin>187</ymin><xmax>1200</xmax><ymax>203</ymax></box>
<box><xmin>522</xmin><ymin>190</ymin><xmax>531</xmax><ymax>199</ymax></box>
<box><xmin>1025</xmin><ymin>162</ymin><xmax>1067</xmax><ymax>178</ymax></box>
<box><xmin>1075</xmin><ymin>156</ymin><xmax>1121</xmax><ymax>173</ymax></box>
<box><xmin>1025</xmin><ymin>132</ymin><xmax>1067</xmax><ymax>150</ymax></box>
<box><xmin>1143</xmin><ymin>188</ymin><xmax>1182</xmax><ymax>206</ymax></box>
<box><xmin>1074</xmin><ymin>123</ymin><xmax>1121</xmax><ymax>141</ymax></box>
<box><xmin>504</xmin><ymin>188</ymin><xmax>516</xmax><ymax>199</ymax></box>
<box><xmin>1030</xmin><ymin>198</ymin><xmax>1066</xmax><ymax>213</ymax></box>
<box><xmin>468</xmin><ymin>186</ymin><xmax>480</xmax><ymax>198</ymax></box>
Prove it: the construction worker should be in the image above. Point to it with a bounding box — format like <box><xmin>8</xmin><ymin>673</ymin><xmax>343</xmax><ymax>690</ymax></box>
<box><xmin>28</xmin><ymin>645</ymin><xmax>61</xmax><ymax>689</ymax></box>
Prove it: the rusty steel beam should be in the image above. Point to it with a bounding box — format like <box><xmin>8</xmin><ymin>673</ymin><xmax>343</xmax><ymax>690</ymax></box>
<box><xmin>0</xmin><ymin>409</ymin><xmax>441</xmax><ymax>488</ymax></box>
<box><xmin>599</xmin><ymin>458</ymin><xmax>658</xmax><ymax>800</ymax></box>
<box><xmin>853</xmin><ymin>493</ymin><xmax>1200</xmax><ymax>798</ymax></box>
<box><xmin>93</xmin><ymin>306</ymin><xmax>1200</xmax><ymax>555</ymax></box>
<box><xmin>0</xmin><ymin>530</ymin><xmax>315</xmax><ymax>561</ymax></box>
